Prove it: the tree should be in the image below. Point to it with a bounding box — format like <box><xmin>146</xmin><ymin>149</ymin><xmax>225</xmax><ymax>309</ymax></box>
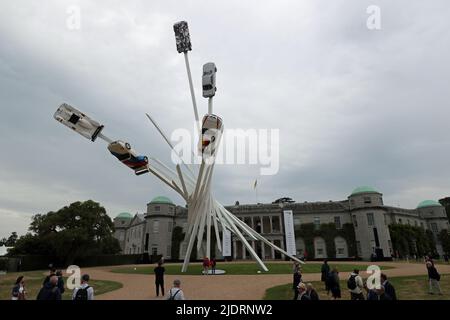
<box><xmin>439</xmin><ymin>197</ymin><xmax>450</xmax><ymax>221</ymax></box>
<box><xmin>0</xmin><ymin>232</ymin><xmax>18</xmax><ymax>247</ymax></box>
<box><xmin>438</xmin><ymin>230</ymin><xmax>450</xmax><ymax>256</ymax></box>
<box><xmin>8</xmin><ymin>200</ymin><xmax>121</xmax><ymax>264</ymax></box>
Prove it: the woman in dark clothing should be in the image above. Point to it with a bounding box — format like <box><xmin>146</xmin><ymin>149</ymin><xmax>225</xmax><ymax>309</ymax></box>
<box><xmin>321</xmin><ymin>260</ymin><xmax>330</xmax><ymax>291</ymax></box>
<box><xmin>154</xmin><ymin>262</ymin><xmax>165</xmax><ymax>297</ymax></box>
<box><xmin>292</xmin><ymin>270</ymin><xmax>302</xmax><ymax>300</ymax></box>
<box><xmin>328</xmin><ymin>268</ymin><xmax>341</xmax><ymax>300</ymax></box>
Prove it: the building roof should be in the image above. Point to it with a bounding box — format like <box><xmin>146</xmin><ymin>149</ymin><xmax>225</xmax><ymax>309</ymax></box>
<box><xmin>350</xmin><ymin>186</ymin><xmax>380</xmax><ymax>196</ymax></box>
<box><xmin>150</xmin><ymin>196</ymin><xmax>174</xmax><ymax>205</ymax></box>
<box><xmin>417</xmin><ymin>200</ymin><xmax>442</xmax><ymax>209</ymax></box>
<box><xmin>116</xmin><ymin>212</ymin><xmax>133</xmax><ymax>219</ymax></box>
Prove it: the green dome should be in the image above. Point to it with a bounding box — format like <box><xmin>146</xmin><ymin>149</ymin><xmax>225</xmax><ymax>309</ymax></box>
<box><xmin>150</xmin><ymin>196</ymin><xmax>174</xmax><ymax>205</ymax></box>
<box><xmin>417</xmin><ymin>200</ymin><xmax>442</xmax><ymax>209</ymax></box>
<box><xmin>350</xmin><ymin>186</ymin><xmax>379</xmax><ymax>196</ymax></box>
<box><xmin>116</xmin><ymin>212</ymin><xmax>133</xmax><ymax>219</ymax></box>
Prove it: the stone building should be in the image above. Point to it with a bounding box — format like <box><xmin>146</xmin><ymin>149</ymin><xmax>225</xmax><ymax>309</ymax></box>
<box><xmin>113</xmin><ymin>187</ymin><xmax>449</xmax><ymax>260</ymax></box>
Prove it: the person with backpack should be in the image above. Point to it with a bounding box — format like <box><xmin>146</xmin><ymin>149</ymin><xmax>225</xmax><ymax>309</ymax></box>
<box><xmin>166</xmin><ymin>279</ymin><xmax>185</xmax><ymax>300</ymax></box>
<box><xmin>347</xmin><ymin>269</ymin><xmax>364</xmax><ymax>300</ymax></box>
<box><xmin>154</xmin><ymin>261</ymin><xmax>165</xmax><ymax>297</ymax></box>
<box><xmin>11</xmin><ymin>276</ymin><xmax>27</xmax><ymax>300</ymax></box>
<box><xmin>72</xmin><ymin>274</ymin><xmax>94</xmax><ymax>300</ymax></box>
<box><xmin>426</xmin><ymin>261</ymin><xmax>442</xmax><ymax>295</ymax></box>
<box><xmin>37</xmin><ymin>275</ymin><xmax>62</xmax><ymax>300</ymax></box>
<box><xmin>43</xmin><ymin>265</ymin><xmax>57</xmax><ymax>286</ymax></box>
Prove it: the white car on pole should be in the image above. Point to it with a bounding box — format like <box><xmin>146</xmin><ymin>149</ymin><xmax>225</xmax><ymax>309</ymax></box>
<box><xmin>107</xmin><ymin>140</ymin><xmax>150</xmax><ymax>176</ymax></box>
<box><xmin>202</xmin><ymin>62</ymin><xmax>217</xmax><ymax>98</ymax></box>
<box><xmin>54</xmin><ymin>103</ymin><xmax>104</xmax><ymax>142</ymax></box>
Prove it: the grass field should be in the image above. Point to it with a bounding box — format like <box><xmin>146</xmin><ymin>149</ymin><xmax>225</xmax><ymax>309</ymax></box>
<box><xmin>263</xmin><ymin>274</ymin><xmax>450</xmax><ymax>300</ymax></box>
<box><xmin>111</xmin><ymin>262</ymin><xmax>391</xmax><ymax>275</ymax></box>
<box><xmin>0</xmin><ymin>270</ymin><xmax>123</xmax><ymax>300</ymax></box>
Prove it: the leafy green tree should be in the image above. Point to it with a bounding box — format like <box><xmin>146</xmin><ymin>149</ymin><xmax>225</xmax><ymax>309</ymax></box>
<box><xmin>0</xmin><ymin>232</ymin><xmax>18</xmax><ymax>247</ymax></box>
<box><xmin>439</xmin><ymin>197</ymin><xmax>450</xmax><ymax>221</ymax></box>
<box><xmin>8</xmin><ymin>200</ymin><xmax>121</xmax><ymax>264</ymax></box>
<box><xmin>438</xmin><ymin>230</ymin><xmax>450</xmax><ymax>255</ymax></box>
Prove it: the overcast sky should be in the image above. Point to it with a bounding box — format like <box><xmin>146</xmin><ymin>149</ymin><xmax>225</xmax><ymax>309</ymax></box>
<box><xmin>1</xmin><ymin>0</ymin><xmax>450</xmax><ymax>238</ymax></box>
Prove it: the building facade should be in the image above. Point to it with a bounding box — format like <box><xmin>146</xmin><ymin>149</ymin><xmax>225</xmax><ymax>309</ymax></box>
<box><xmin>113</xmin><ymin>187</ymin><xmax>450</xmax><ymax>260</ymax></box>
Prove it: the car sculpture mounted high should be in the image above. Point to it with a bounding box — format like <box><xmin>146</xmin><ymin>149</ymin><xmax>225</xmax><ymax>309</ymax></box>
<box><xmin>199</xmin><ymin>114</ymin><xmax>223</xmax><ymax>156</ymax></box>
<box><xmin>108</xmin><ymin>140</ymin><xmax>150</xmax><ymax>176</ymax></box>
<box><xmin>54</xmin><ymin>103</ymin><xmax>104</xmax><ymax>141</ymax></box>
<box><xmin>202</xmin><ymin>62</ymin><xmax>217</xmax><ymax>98</ymax></box>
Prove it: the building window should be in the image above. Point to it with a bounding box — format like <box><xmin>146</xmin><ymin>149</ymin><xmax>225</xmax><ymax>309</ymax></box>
<box><xmin>167</xmin><ymin>245</ymin><xmax>171</xmax><ymax>257</ymax></box>
<box><xmin>356</xmin><ymin>241</ymin><xmax>362</xmax><ymax>256</ymax></box>
<box><xmin>317</xmin><ymin>248</ymin><xmax>324</xmax><ymax>255</ymax></box>
<box><xmin>364</xmin><ymin>196</ymin><xmax>371</xmax><ymax>204</ymax></box>
<box><xmin>420</xmin><ymin>222</ymin><xmax>424</xmax><ymax>229</ymax></box>
<box><xmin>155</xmin><ymin>206</ymin><xmax>160</xmax><ymax>212</ymax></box>
<box><xmin>414</xmin><ymin>220</ymin><xmax>418</xmax><ymax>227</ymax></box>
<box><xmin>353</xmin><ymin>215</ymin><xmax>358</xmax><ymax>227</ymax></box>
<box><xmin>337</xmin><ymin>248</ymin><xmax>345</xmax><ymax>255</ymax></box>
<box><xmin>398</xmin><ymin>218</ymin><xmax>402</xmax><ymax>224</ymax></box>
<box><xmin>334</xmin><ymin>216</ymin><xmax>342</xmax><ymax>229</ymax></box>
<box><xmin>153</xmin><ymin>220</ymin><xmax>159</xmax><ymax>233</ymax></box>
<box><xmin>367</xmin><ymin>213</ymin><xmax>374</xmax><ymax>226</ymax></box>
<box><xmin>407</xmin><ymin>220</ymin><xmax>411</xmax><ymax>225</ymax></box>
<box><xmin>314</xmin><ymin>217</ymin><xmax>320</xmax><ymax>230</ymax></box>
<box><xmin>151</xmin><ymin>246</ymin><xmax>158</xmax><ymax>256</ymax></box>
<box><xmin>431</xmin><ymin>223</ymin><xmax>438</xmax><ymax>233</ymax></box>
<box><xmin>272</xmin><ymin>216</ymin><xmax>281</xmax><ymax>233</ymax></box>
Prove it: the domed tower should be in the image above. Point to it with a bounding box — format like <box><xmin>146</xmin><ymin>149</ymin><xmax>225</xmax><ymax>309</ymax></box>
<box><xmin>145</xmin><ymin>196</ymin><xmax>176</xmax><ymax>259</ymax></box>
<box><xmin>348</xmin><ymin>186</ymin><xmax>391</xmax><ymax>260</ymax></box>
<box><xmin>114</xmin><ymin>212</ymin><xmax>133</xmax><ymax>253</ymax></box>
<box><xmin>417</xmin><ymin>200</ymin><xmax>449</xmax><ymax>256</ymax></box>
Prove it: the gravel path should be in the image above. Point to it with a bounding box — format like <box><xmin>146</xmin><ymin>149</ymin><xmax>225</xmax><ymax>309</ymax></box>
<box><xmin>82</xmin><ymin>261</ymin><xmax>450</xmax><ymax>300</ymax></box>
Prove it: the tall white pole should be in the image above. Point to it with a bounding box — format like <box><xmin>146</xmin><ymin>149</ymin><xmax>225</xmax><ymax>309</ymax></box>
<box><xmin>184</xmin><ymin>52</ymin><xmax>201</xmax><ymax>134</ymax></box>
<box><xmin>208</xmin><ymin>97</ymin><xmax>213</xmax><ymax>114</ymax></box>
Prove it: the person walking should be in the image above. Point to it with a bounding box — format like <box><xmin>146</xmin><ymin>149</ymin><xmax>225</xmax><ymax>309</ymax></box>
<box><xmin>43</xmin><ymin>266</ymin><xmax>56</xmax><ymax>286</ymax></box>
<box><xmin>154</xmin><ymin>261</ymin><xmax>165</xmax><ymax>297</ymax></box>
<box><xmin>166</xmin><ymin>279</ymin><xmax>185</xmax><ymax>300</ymax></box>
<box><xmin>37</xmin><ymin>275</ymin><xmax>62</xmax><ymax>300</ymax></box>
<box><xmin>426</xmin><ymin>261</ymin><xmax>442</xmax><ymax>295</ymax></box>
<box><xmin>56</xmin><ymin>270</ymin><xmax>65</xmax><ymax>295</ymax></box>
<box><xmin>72</xmin><ymin>274</ymin><xmax>94</xmax><ymax>300</ymax></box>
<box><xmin>328</xmin><ymin>268</ymin><xmax>341</xmax><ymax>300</ymax></box>
<box><xmin>347</xmin><ymin>269</ymin><xmax>365</xmax><ymax>300</ymax></box>
<box><xmin>11</xmin><ymin>276</ymin><xmax>26</xmax><ymax>300</ymax></box>
<box><xmin>320</xmin><ymin>260</ymin><xmax>330</xmax><ymax>291</ymax></box>
<box><xmin>306</xmin><ymin>283</ymin><xmax>320</xmax><ymax>300</ymax></box>
<box><xmin>297</xmin><ymin>283</ymin><xmax>310</xmax><ymax>301</ymax></box>
<box><xmin>379</xmin><ymin>274</ymin><xmax>397</xmax><ymax>300</ymax></box>
<box><xmin>202</xmin><ymin>257</ymin><xmax>210</xmax><ymax>275</ymax></box>
<box><xmin>211</xmin><ymin>258</ymin><xmax>217</xmax><ymax>275</ymax></box>
<box><xmin>292</xmin><ymin>269</ymin><xmax>302</xmax><ymax>300</ymax></box>
<box><xmin>444</xmin><ymin>254</ymin><xmax>449</xmax><ymax>264</ymax></box>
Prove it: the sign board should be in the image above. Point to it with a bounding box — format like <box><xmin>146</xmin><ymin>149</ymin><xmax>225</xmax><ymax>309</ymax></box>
<box><xmin>283</xmin><ymin>210</ymin><xmax>297</xmax><ymax>256</ymax></box>
<box><xmin>222</xmin><ymin>229</ymin><xmax>232</xmax><ymax>257</ymax></box>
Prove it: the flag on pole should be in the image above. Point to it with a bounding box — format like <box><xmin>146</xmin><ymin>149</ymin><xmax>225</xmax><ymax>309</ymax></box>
<box><xmin>253</xmin><ymin>179</ymin><xmax>258</xmax><ymax>189</ymax></box>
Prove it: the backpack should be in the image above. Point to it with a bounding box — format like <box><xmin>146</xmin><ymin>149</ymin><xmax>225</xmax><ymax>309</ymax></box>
<box><xmin>74</xmin><ymin>286</ymin><xmax>90</xmax><ymax>301</ymax></box>
<box><xmin>347</xmin><ymin>275</ymin><xmax>357</xmax><ymax>290</ymax></box>
<box><xmin>168</xmin><ymin>289</ymin><xmax>180</xmax><ymax>300</ymax></box>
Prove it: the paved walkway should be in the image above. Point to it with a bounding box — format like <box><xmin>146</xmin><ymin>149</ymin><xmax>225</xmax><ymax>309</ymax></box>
<box><xmin>83</xmin><ymin>261</ymin><xmax>450</xmax><ymax>300</ymax></box>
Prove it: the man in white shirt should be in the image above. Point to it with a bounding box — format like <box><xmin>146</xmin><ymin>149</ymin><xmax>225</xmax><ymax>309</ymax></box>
<box><xmin>72</xmin><ymin>274</ymin><xmax>95</xmax><ymax>300</ymax></box>
<box><xmin>348</xmin><ymin>269</ymin><xmax>364</xmax><ymax>300</ymax></box>
<box><xmin>166</xmin><ymin>279</ymin><xmax>185</xmax><ymax>300</ymax></box>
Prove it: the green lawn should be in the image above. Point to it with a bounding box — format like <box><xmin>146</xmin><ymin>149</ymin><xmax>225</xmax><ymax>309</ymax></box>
<box><xmin>0</xmin><ymin>270</ymin><xmax>123</xmax><ymax>300</ymax></box>
<box><xmin>112</xmin><ymin>262</ymin><xmax>391</xmax><ymax>276</ymax></box>
<box><xmin>264</xmin><ymin>274</ymin><xmax>450</xmax><ymax>300</ymax></box>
